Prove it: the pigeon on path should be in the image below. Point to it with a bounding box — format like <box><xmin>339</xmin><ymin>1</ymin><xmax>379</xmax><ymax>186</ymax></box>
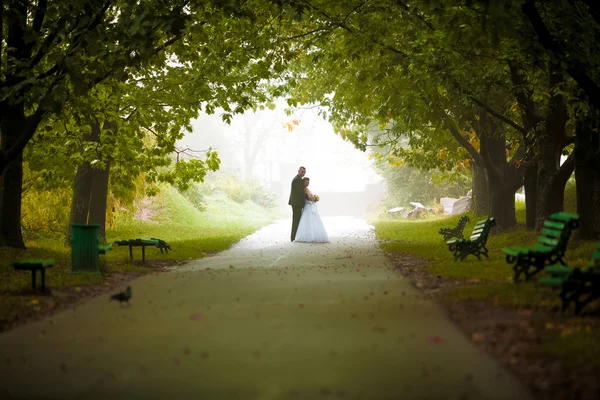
<box><xmin>110</xmin><ymin>286</ymin><xmax>132</xmax><ymax>307</ymax></box>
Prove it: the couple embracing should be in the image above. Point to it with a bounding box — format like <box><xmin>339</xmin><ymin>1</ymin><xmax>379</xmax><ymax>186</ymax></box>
<box><xmin>288</xmin><ymin>166</ymin><xmax>329</xmax><ymax>243</ymax></box>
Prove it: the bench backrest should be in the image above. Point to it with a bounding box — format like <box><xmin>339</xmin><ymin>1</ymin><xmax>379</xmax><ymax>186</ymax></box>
<box><xmin>537</xmin><ymin>212</ymin><xmax>580</xmax><ymax>255</ymax></box>
<box><xmin>457</xmin><ymin>216</ymin><xmax>470</xmax><ymax>230</ymax></box>
<box><xmin>469</xmin><ymin>217</ymin><xmax>496</xmax><ymax>243</ymax></box>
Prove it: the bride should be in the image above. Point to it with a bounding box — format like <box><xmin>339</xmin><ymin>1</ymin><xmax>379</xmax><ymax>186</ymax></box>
<box><xmin>294</xmin><ymin>177</ymin><xmax>329</xmax><ymax>243</ymax></box>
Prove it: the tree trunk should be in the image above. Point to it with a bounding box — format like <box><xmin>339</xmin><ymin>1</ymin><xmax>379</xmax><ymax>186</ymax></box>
<box><xmin>523</xmin><ymin>162</ymin><xmax>537</xmax><ymax>229</ymax></box>
<box><xmin>471</xmin><ymin>163</ymin><xmax>489</xmax><ymax>216</ymax></box>
<box><xmin>68</xmin><ymin>120</ymin><xmax>101</xmax><ymax>239</ymax></box>
<box><xmin>477</xmin><ymin>111</ymin><xmax>523</xmax><ymax>230</ymax></box>
<box><xmin>534</xmin><ymin>86</ymin><xmax>570</xmax><ymax>229</ymax></box>
<box><xmin>0</xmin><ymin>102</ymin><xmax>26</xmax><ymax>248</ymax></box>
<box><xmin>489</xmin><ymin>184</ymin><xmax>518</xmax><ymax>229</ymax></box>
<box><xmin>575</xmin><ymin>114</ymin><xmax>600</xmax><ymax>240</ymax></box>
<box><xmin>68</xmin><ymin>162</ymin><xmax>94</xmax><ymax>236</ymax></box>
<box><xmin>538</xmin><ymin>154</ymin><xmax>575</xmax><ymax>227</ymax></box>
<box><xmin>88</xmin><ymin>161</ymin><xmax>111</xmax><ymax>241</ymax></box>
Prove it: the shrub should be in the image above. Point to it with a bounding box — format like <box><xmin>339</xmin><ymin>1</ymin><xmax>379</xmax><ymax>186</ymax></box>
<box><xmin>21</xmin><ymin>188</ymin><xmax>71</xmax><ymax>239</ymax></box>
<box><xmin>179</xmin><ymin>184</ymin><xmax>208</xmax><ymax>211</ymax></box>
<box><xmin>251</xmin><ymin>189</ymin><xmax>277</xmax><ymax>208</ymax></box>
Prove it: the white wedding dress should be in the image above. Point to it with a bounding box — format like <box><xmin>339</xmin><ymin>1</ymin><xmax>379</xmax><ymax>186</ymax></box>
<box><xmin>294</xmin><ymin>193</ymin><xmax>329</xmax><ymax>243</ymax></box>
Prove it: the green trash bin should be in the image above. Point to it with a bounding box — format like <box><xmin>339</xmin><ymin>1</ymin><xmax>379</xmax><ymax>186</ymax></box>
<box><xmin>70</xmin><ymin>223</ymin><xmax>102</xmax><ymax>275</ymax></box>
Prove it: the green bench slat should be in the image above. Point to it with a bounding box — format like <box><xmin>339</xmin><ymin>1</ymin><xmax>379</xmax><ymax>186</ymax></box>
<box><xmin>541</xmin><ymin>228</ymin><xmax>562</xmax><ymax>239</ymax></box>
<box><xmin>550</xmin><ymin>212</ymin><xmax>580</xmax><ymax>223</ymax></box>
<box><xmin>543</xmin><ymin>220</ymin><xmax>566</xmax><ymax>230</ymax></box>
<box><xmin>503</xmin><ymin>247</ymin><xmax>531</xmax><ymax>256</ymax></box>
<box><xmin>12</xmin><ymin>259</ymin><xmax>55</xmax><ymax>270</ymax></box>
<box><xmin>469</xmin><ymin>234</ymin><xmax>481</xmax><ymax>241</ymax></box>
<box><xmin>544</xmin><ymin>265</ymin><xmax>572</xmax><ymax>276</ymax></box>
<box><xmin>538</xmin><ymin>236</ymin><xmax>559</xmax><ymax>247</ymax></box>
<box><xmin>538</xmin><ymin>277</ymin><xmax>565</xmax><ymax>287</ymax></box>
<box><xmin>532</xmin><ymin>243</ymin><xmax>555</xmax><ymax>253</ymax></box>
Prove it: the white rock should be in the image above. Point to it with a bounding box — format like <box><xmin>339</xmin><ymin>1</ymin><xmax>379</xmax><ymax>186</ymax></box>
<box><xmin>451</xmin><ymin>196</ymin><xmax>472</xmax><ymax>214</ymax></box>
<box><xmin>440</xmin><ymin>197</ymin><xmax>458</xmax><ymax>214</ymax></box>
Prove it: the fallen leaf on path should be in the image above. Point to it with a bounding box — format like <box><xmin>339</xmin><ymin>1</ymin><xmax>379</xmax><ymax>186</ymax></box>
<box><xmin>472</xmin><ymin>332</ymin><xmax>485</xmax><ymax>342</ymax></box>
<box><xmin>189</xmin><ymin>313</ymin><xmax>204</xmax><ymax>321</ymax></box>
<box><xmin>427</xmin><ymin>336</ymin><xmax>443</xmax><ymax>344</ymax></box>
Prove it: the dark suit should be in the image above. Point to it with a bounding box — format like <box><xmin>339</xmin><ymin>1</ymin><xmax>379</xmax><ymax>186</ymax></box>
<box><xmin>288</xmin><ymin>175</ymin><xmax>305</xmax><ymax>241</ymax></box>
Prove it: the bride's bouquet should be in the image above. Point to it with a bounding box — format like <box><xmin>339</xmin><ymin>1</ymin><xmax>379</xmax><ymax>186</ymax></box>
<box><xmin>313</xmin><ymin>194</ymin><xmax>320</xmax><ymax>202</ymax></box>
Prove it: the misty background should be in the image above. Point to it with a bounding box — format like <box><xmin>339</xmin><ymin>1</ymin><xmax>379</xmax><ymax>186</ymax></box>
<box><xmin>176</xmin><ymin>102</ymin><xmax>385</xmax><ymax>217</ymax></box>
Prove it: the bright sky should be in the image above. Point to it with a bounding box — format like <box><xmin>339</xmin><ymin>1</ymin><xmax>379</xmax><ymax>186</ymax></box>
<box><xmin>179</xmin><ymin>101</ymin><xmax>382</xmax><ymax>193</ymax></box>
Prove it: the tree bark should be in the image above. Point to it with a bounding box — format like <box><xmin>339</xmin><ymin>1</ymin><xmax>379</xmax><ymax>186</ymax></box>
<box><xmin>68</xmin><ymin>161</ymin><xmax>94</xmax><ymax>235</ymax></box>
<box><xmin>489</xmin><ymin>184</ymin><xmax>518</xmax><ymax>230</ymax></box>
<box><xmin>534</xmin><ymin>76</ymin><xmax>571</xmax><ymax>229</ymax></box>
<box><xmin>68</xmin><ymin>119</ymin><xmax>101</xmax><ymax>239</ymax></box>
<box><xmin>0</xmin><ymin>102</ymin><xmax>26</xmax><ymax>248</ymax></box>
<box><xmin>471</xmin><ymin>162</ymin><xmax>489</xmax><ymax>216</ymax></box>
<box><xmin>88</xmin><ymin>160</ymin><xmax>111</xmax><ymax>241</ymax></box>
<box><xmin>523</xmin><ymin>162</ymin><xmax>537</xmax><ymax>229</ymax></box>
<box><xmin>574</xmin><ymin>114</ymin><xmax>600</xmax><ymax>240</ymax></box>
<box><xmin>477</xmin><ymin>112</ymin><xmax>523</xmax><ymax>229</ymax></box>
<box><xmin>0</xmin><ymin>2</ymin><xmax>29</xmax><ymax>248</ymax></box>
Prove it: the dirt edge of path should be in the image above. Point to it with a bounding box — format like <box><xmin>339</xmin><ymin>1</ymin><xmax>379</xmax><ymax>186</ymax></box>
<box><xmin>385</xmin><ymin>251</ymin><xmax>600</xmax><ymax>400</ymax></box>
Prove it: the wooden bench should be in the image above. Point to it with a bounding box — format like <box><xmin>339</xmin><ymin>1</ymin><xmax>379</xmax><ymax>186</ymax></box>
<box><xmin>12</xmin><ymin>259</ymin><xmax>55</xmax><ymax>293</ymax></box>
<box><xmin>439</xmin><ymin>215</ymin><xmax>470</xmax><ymax>241</ymax></box>
<box><xmin>503</xmin><ymin>212</ymin><xmax>579</xmax><ymax>283</ymax></box>
<box><xmin>114</xmin><ymin>238</ymin><xmax>171</xmax><ymax>263</ymax></box>
<box><xmin>447</xmin><ymin>217</ymin><xmax>496</xmax><ymax>261</ymax></box>
<box><xmin>538</xmin><ymin>241</ymin><xmax>600</xmax><ymax>315</ymax></box>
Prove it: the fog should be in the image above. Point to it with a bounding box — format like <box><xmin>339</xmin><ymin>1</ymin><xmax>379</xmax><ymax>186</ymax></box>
<box><xmin>177</xmin><ymin>102</ymin><xmax>385</xmax><ymax>216</ymax></box>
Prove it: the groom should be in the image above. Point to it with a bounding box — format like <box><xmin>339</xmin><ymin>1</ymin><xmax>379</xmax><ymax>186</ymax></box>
<box><xmin>288</xmin><ymin>166</ymin><xmax>306</xmax><ymax>241</ymax></box>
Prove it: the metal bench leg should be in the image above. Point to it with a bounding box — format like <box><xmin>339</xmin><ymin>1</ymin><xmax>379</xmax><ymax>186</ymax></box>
<box><xmin>31</xmin><ymin>270</ymin><xmax>37</xmax><ymax>294</ymax></box>
<box><xmin>129</xmin><ymin>245</ymin><xmax>134</xmax><ymax>262</ymax></box>
<box><xmin>142</xmin><ymin>246</ymin><xmax>146</xmax><ymax>263</ymax></box>
<box><xmin>41</xmin><ymin>269</ymin><xmax>46</xmax><ymax>292</ymax></box>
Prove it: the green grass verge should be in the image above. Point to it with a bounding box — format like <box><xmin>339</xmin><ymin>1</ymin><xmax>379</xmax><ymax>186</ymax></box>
<box><xmin>374</xmin><ymin>200</ymin><xmax>597</xmax><ymax>284</ymax></box>
<box><xmin>0</xmin><ymin>185</ymin><xmax>280</xmax><ymax>293</ymax></box>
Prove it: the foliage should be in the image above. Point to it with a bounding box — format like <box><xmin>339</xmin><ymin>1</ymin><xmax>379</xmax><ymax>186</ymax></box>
<box><xmin>21</xmin><ymin>188</ymin><xmax>71</xmax><ymax>239</ymax></box>
<box><xmin>217</xmin><ymin>175</ymin><xmax>254</xmax><ymax>203</ymax></box>
<box><xmin>179</xmin><ymin>184</ymin><xmax>208</xmax><ymax>212</ymax></box>
<box><xmin>251</xmin><ymin>189</ymin><xmax>278</xmax><ymax>209</ymax></box>
<box><xmin>202</xmin><ymin>172</ymin><xmax>278</xmax><ymax>207</ymax></box>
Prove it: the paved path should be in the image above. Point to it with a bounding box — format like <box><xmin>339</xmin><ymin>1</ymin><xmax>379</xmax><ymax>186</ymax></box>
<box><xmin>0</xmin><ymin>217</ymin><xmax>533</xmax><ymax>400</ymax></box>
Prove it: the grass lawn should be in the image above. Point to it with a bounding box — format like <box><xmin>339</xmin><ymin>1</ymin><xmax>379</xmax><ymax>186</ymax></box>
<box><xmin>0</xmin><ymin>185</ymin><xmax>282</xmax><ymax>328</ymax></box>
<box><xmin>371</xmin><ymin>198</ymin><xmax>600</xmax><ymax>368</ymax></box>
